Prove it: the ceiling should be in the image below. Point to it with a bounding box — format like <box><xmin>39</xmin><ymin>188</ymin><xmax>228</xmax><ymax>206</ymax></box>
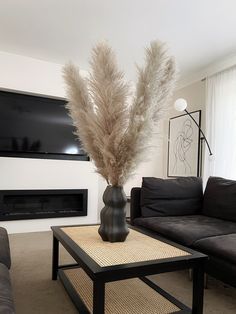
<box><xmin>0</xmin><ymin>0</ymin><xmax>236</xmax><ymax>82</ymax></box>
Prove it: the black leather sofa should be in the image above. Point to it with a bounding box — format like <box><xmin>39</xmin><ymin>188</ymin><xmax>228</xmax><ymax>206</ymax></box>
<box><xmin>130</xmin><ymin>176</ymin><xmax>236</xmax><ymax>287</ymax></box>
<box><xmin>0</xmin><ymin>227</ymin><xmax>14</xmax><ymax>313</ymax></box>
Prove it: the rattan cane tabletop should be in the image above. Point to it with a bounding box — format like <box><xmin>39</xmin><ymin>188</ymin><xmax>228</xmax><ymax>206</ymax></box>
<box><xmin>61</xmin><ymin>225</ymin><xmax>190</xmax><ymax>267</ymax></box>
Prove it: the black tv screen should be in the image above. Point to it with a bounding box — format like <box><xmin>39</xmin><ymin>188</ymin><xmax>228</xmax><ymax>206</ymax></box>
<box><xmin>0</xmin><ymin>90</ymin><xmax>88</xmax><ymax>160</ymax></box>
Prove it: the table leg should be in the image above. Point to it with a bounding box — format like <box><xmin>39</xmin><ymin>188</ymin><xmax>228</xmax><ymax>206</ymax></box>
<box><xmin>192</xmin><ymin>262</ymin><xmax>205</xmax><ymax>314</ymax></box>
<box><xmin>93</xmin><ymin>280</ymin><xmax>105</xmax><ymax>314</ymax></box>
<box><xmin>52</xmin><ymin>235</ymin><xmax>59</xmax><ymax>280</ymax></box>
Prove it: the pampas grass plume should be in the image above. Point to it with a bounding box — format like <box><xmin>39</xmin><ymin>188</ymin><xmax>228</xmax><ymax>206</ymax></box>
<box><xmin>63</xmin><ymin>41</ymin><xmax>177</xmax><ymax>186</ymax></box>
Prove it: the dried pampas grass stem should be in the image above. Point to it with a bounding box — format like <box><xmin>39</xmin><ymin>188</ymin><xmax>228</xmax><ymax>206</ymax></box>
<box><xmin>63</xmin><ymin>41</ymin><xmax>177</xmax><ymax>186</ymax></box>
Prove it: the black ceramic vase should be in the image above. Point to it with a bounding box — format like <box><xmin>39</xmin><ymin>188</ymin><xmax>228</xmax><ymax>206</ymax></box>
<box><xmin>98</xmin><ymin>185</ymin><xmax>129</xmax><ymax>242</ymax></box>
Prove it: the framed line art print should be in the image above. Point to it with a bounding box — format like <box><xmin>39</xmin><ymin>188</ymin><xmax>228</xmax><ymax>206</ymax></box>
<box><xmin>167</xmin><ymin>110</ymin><xmax>201</xmax><ymax>177</ymax></box>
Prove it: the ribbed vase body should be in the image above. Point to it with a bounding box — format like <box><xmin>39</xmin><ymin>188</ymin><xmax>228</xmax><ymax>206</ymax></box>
<box><xmin>98</xmin><ymin>186</ymin><xmax>129</xmax><ymax>242</ymax></box>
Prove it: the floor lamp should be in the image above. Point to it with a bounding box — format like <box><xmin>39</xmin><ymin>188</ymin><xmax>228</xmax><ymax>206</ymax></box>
<box><xmin>174</xmin><ymin>98</ymin><xmax>213</xmax><ymax>176</ymax></box>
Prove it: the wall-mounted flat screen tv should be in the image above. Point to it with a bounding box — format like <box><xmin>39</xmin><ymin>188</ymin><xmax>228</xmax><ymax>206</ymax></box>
<box><xmin>0</xmin><ymin>90</ymin><xmax>88</xmax><ymax>160</ymax></box>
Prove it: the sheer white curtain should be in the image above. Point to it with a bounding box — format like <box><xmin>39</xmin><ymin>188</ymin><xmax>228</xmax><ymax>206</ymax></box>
<box><xmin>203</xmin><ymin>65</ymin><xmax>236</xmax><ymax>182</ymax></box>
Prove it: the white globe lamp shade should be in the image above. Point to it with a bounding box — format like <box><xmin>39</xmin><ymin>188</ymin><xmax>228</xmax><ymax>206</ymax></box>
<box><xmin>174</xmin><ymin>98</ymin><xmax>188</xmax><ymax>112</ymax></box>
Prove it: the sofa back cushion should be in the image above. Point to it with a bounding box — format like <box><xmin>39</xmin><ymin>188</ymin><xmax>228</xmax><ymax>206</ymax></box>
<box><xmin>203</xmin><ymin>176</ymin><xmax>236</xmax><ymax>222</ymax></box>
<box><xmin>140</xmin><ymin>177</ymin><xmax>203</xmax><ymax>217</ymax></box>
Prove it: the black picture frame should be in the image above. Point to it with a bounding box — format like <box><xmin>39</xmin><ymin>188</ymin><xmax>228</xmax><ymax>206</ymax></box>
<box><xmin>167</xmin><ymin>110</ymin><xmax>201</xmax><ymax>177</ymax></box>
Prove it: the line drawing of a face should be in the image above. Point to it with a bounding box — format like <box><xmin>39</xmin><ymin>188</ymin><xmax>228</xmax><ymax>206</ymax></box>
<box><xmin>172</xmin><ymin>119</ymin><xmax>193</xmax><ymax>174</ymax></box>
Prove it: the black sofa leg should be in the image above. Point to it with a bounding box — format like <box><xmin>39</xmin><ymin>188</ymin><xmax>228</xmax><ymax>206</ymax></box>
<box><xmin>189</xmin><ymin>269</ymin><xmax>193</xmax><ymax>281</ymax></box>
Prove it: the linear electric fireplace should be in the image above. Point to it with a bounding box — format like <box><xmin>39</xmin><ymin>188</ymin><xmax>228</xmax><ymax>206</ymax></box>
<box><xmin>0</xmin><ymin>189</ymin><xmax>87</xmax><ymax>221</ymax></box>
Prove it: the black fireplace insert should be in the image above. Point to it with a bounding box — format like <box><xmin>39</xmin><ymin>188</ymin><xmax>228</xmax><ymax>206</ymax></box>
<box><xmin>0</xmin><ymin>189</ymin><xmax>88</xmax><ymax>220</ymax></box>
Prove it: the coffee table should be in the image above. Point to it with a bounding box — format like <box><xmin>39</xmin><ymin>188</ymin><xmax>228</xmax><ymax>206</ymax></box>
<box><xmin>51</xmin><ymin>224</ymin><xmax>207</xmax><ymax>314</ymax></box>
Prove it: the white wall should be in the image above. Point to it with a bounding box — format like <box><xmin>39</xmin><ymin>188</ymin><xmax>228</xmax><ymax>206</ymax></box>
<box><xmin>124</xmin><ymin>123</ymin><xmax>165</xmax><ymax>195</ymax></box>
<box><xmin>123</xmin><ymin>81</ymin><xmax>206</xmax><ymax>193</ymax></box>
<box><xmin>124</xmin><ymin>80</ymin><xmax>206</xmax><ymax>193</ymax></box>
<box><xmin>0</xmin><ymin>158</ymin><xmax>99</xmax><ymax>233</ymax></box>
<box><xmin>0</xmin><ymin>52</ymin><xmax>65</xmax><ymax>98</ymax></box>
<box><xmin>173</xmin><ymin>80</ymin><xmax>206</xmax><ymax>129</ymax></box>
<box><xmin>0</xmin><ymin>51</ymin><xmax>100</xmax><ymax>234</ymax></box>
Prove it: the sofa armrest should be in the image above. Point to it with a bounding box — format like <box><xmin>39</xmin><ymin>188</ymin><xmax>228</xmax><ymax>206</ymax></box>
<box><xmin>130</xmin><ymin>187</ymin><xmax>142</xmax><ymax>225</ymax></box>
<box><xmin>0</xmin><ymin>228</ymin><xmax>11</xmax><ymax>269</ymax></box>
<box><xmin>0</xmin><ymin>264</ymin><xmax>15</xmax><ymax>313</ymax></box>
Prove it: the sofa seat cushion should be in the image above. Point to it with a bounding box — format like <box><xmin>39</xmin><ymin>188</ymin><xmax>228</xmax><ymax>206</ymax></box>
<box><xmin>0</xmin><ymin>228</ymin><xmax>11</xmax><ymax>269</ymax></box>
<box><xmin>140</xmin><ymin>177</ymin><xmax>203</xmax><ymax>217</ymax></box>
<box><xmin>134</xmin><ymin>215</ymin><xmax>236</xmax><ymax>246</ymax></box>
<box><xmin>194</xmin><ymin>234</ymin><xmax>236</xmax><ymax>265</ymax></box>
<box><xmin>0</xmin><ymin>263</ymin><xmax>15</xmax><ymax>313</ymax></box>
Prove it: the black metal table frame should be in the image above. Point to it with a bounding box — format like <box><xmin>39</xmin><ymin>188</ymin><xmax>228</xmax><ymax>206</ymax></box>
<box><xmin>51</xmin><ymin>224</ymin><xmax>207</xmax><ymax>314</ymax></box>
